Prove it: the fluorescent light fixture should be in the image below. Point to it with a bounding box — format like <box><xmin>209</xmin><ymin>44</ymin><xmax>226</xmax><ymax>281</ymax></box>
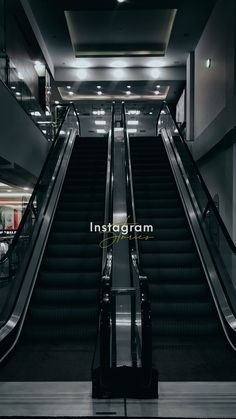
<box><xmin>154</xmin><ymin>90</ymin><xmax>160</xmax><ymax>95</ymax></box>
<box><xmin>7</xmin><ymin>189</ymin><xmax>12</xmax><ymax>193</ymax></box>
<box><xmin>97</xmin><ymin>91</ymin><xmax>103</xmax><ymax>95</ymax></box>
<box><xmin>77</xmin><ymin>68</ymin><xmax>87</xmax><ymax>80</ymax></box>
<box><xmin>0</xmin><ymin>193</ymin><xmax>31</xmax><ymax>197</ymax></box>
<box><xmin>23</xmin><ymin>187</ymin><xmax>29</xmax><ymax>191</ymax></box>
<box><xmin>34</xmin><ymin>61</ymin><xmax>45</xmax><ymax>77</ymax></box>
<box><xmin>30</xmin><ymin>111</ymin><xmax>41</xmax><ymax>117</ymax></box>
<box><xmin>128</xmin><ymin>120</ymin><xmax>139</xmax><ymax>125</ymax></box>
<box><xmin>97</xmin><ymin>85</ymin><xmax>101</xmax><ymax>89</ymax></box>
<box><xmin>67</xmin><ymin>86</ymin><xmax>71</xmax><ymax>89</ymax></box>
<box><xmin>97</xmin><ymin>129</ymin><xmax>106</xmax><ymax>134</ymax></box>
<box><xmin>111</xmin><ymin>60</ymin><xmax>127</xmax><ymax>68</ymax></box>
<box><xmin>206</xmin><ymin>58</ymin><xmax>212</xmax><ymax>68</ymax></box>
<box><xmin>93</xmin><ymin>110</ymin><xmax>105</xmax><ymax>116</ymax></box>
<box><xmin>117</xmin><ymin>0</ymin><xmax>126</xmax><ymax>2</ymax></box>
<box><xmin>113</xmin><ymin>68</ymin><xmax>125</xmax><ymax>78</ymax></box>
<box><xmin>38</xmin><ymin>121</ymin><xmax>53</xmax><ymax>124</ymax></box>
<box><xmin>95</xmin><ymin>120</ymin><xmax>106</xmax><ymax>125</ymax></box>
<box><xmin>68</xmin><ymin>91</ymin><xmax>74</xmax><ymax>96</ymax></box>
<box><xmin>151</xmin><ymin>68</ymin><xmax>160</xmax><ymax>79</ymax></box>
<box><xmin>127</xmin><ymin>110</ymin><xmax>140</xmax><ymax>115</ymax></box>
<box><xmin>126</xmin><ymin>90</ymin><xmax>131</xmax><ymax>95</ymax></box>
<box><xmin>128</xmin><ymin>128</ymin><xmax>137</xmax><ymax>133</ymax></box>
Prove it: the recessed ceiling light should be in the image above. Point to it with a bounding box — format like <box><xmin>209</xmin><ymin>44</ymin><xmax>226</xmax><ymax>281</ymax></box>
<box><xmin>77</xmin><ymin>68</ymin><xmax>87</xmax><ymax>80</ymax></box>
<box><xmin>113</xmin><ymin>68</ymin><xmax>125</xmax><ymax>79</ymax></box>
<box><xmin>117</xmin><ymin>0</ymin><xmax>126</xmax><ymax>2</ymax></box>
<box><xmin>126</xmin><ymin>90</ymin><xmax>131</xmax><ymax>95</ymax></box>
<box><xmin>127</xmin><ymin>110</ymin><xmax>140</xmax><ymax>115</ymax></box>
<box><xmin>97</xmin><ymin>91</ymin><xmax>103</xmax><ymax>95</ymax></box>
<box><xmin>97</xmin><ymin>85</ymin><xmax>101</xmax><ymax>89</ymax></box>
<box><xmin>93</xmin><ymin>110</ymin><xmax>105</xmax><ymax>115</ymax></box>
<box><xmin>30</xmin><ymin>111</ymin><xmax>41</xmax><ymax>117</ymax></box>
<box><xmin>151</xmin><ymin>68</ymin><xmax>160</xmax><ymax>79</ymax></box>
<box><xmin>54</xmin><ymin>101</ymin><xmax>59</xmax><ymax>104</ymax></box>
<box><xmin>127</xmin><ymin>85</ymin><xmax>131</xmax><ymax>89</ymax></box>
<box><xmin>97</xmin><ymin>129</ymin><xmax>106</xmax><ymax>134</ymax></box>
<box><xmin>128</xmin><ymin>120</ymin><xmax>139</xmax><ymax>125</ymax></box>
<box><xmin>67</xmin><ymin>86</ymin><xmax>71</xmax><ymax>90</ymax></box>
<box><xmin>156</xmin><ymin>85</ymin><xmax>161</xmax><ymax>88</ymax></box>
<box><xmin>68</xmin><ymin>91</ymin><xmax>74</xmax><ymax>96</ymax></box>
<box><xmin>95</xmin><ymin>120</ymin><xmax>106</xmax><ymax>125</ymax></box>
<box><xmin>128</xmin><ymin>128</ymin><xmax>137</xmax><ymax>133</ymax></box>
<box><xmin>154</xmin><ymin>90</ymin><xmax>160</xmax><ymax>95</ymax></box>
<box><xmin>11</xmin><ymin>86</ymin><xmax>16</xmax><ymax>90</ymax></box>
<box><xmin>149</xmin><ymin>111</ymin><xmax>153</xmax><ymax>115</ymax></box>
<box><xmin>15</xmin><ymin>92</ymin><xmax>21</xmax><ymax>96</ymax></box>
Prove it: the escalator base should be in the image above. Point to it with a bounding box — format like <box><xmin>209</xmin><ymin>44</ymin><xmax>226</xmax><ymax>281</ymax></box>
<box><xmin>92</xmin><ymin>366</ymin><xmax>158</xmax><ymax>398</ymax></box>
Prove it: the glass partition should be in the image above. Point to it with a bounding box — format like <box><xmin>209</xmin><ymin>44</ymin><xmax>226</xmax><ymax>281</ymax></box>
<box><xmin>0</xmin><ymin>105</ymin><xmax>79</xmax><ymax>322</ymax></box>
<box><xmin>158</xmin><ymin>103</ymin><xmax>236</xmax><ymax>309</ymax></box>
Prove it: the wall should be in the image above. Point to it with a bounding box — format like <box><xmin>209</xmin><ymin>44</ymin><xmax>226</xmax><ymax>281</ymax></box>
<box><xmin>198</xmin><ymin>146</ymin><xmax>233</xmax><ymax>236</ymax></box>
<box><xmin>6</xmin><ymin>1</ymin><xmax>39</xmax><ymax>100</ymax></box>
<box><xmin>186</xmin><ymin>0</ymin><xmax>236</xmax><ymax>240</ymax></box>
<box><xmin>189</xmin><ymin>0</ymin><xmax>236</xmax><ymax>160</ymax></box>
<box><xmin>0</xmin><ymin>81</ymin><xmax>49</xmax><ymax>178</ymax></box>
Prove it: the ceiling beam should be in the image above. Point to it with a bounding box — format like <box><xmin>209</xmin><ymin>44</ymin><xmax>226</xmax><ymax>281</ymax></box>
<box><xmin>55</xmin><ymin>66</ymin><xmax>186</xmax><ymax>82</ymax></box>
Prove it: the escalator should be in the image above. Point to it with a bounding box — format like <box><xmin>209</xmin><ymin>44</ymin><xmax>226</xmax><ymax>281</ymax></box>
<box><xmin>0</xmin><ymin>136</ymin><xmax>107</xmax><ymax>381</ymax></box>
<box><xmin>130</xmin><ymin>135</ymin><xmax>236</xmax><ymax>381</ymax></box>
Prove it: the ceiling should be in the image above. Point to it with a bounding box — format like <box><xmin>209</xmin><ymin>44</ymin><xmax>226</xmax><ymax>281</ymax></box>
<box><xmin>22</xmin><ymin>0</ymin><xmax>216</xmax><ymax>105</ymax></box>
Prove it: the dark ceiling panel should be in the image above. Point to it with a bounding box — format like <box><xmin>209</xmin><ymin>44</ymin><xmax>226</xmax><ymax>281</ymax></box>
<box><xmin>65</xmin><ymin>9</ymin><xmax>176</xmax><ymax>57</ymax></box>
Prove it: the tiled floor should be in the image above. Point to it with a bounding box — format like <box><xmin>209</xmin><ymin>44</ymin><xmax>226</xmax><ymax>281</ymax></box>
<box><xmin>0</xmin><ymin>382</ymin><xmax>236</xmax><ymax>417</ymax></box>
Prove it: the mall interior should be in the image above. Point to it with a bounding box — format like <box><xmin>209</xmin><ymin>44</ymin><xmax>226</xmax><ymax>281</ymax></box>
<box><xmin>0</xmin><ymin>0</ymin><xmax>236</xmax><ymax>417</ymax></box>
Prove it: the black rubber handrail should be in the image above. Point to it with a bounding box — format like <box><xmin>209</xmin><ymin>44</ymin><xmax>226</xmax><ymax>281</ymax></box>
<box><xmin>98</xmin><ymin>102</ymin><xmax>115</xmax><ymax>375</ymax></box>
<box><xmin>157</xmin><ymin>101</ymin><xmax>236</xmax><ymax>254</ymax></box>
<box><xmin>0</xmin><ymin>103</ymin><xmax>80</xmax><ymax>266</ymax></box>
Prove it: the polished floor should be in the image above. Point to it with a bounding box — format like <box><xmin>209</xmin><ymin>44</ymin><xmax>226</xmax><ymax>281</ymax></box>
<box><xmin>0</xmin><ymin>382</ymin><xmax>236</xmax><ymax>417</ymax></box>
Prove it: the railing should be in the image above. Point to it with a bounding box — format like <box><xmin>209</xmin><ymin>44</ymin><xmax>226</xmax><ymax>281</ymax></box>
<box><xmin>122</xmin><ymin>101</ymin><xmax>153</xmax><ymax>384</ymax></box>
<box><xmin>157</xmin><ymin>102</ymin><xmax>236</xmax><ymax>313</ymax></box>
<box><xmin>0</xmin><ymin>103</ymin><xmax>80</xmax><ymax>283</ymax></box>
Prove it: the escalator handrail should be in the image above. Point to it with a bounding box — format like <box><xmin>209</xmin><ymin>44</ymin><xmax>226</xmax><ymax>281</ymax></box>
<box><xmin>121</xmin><ymin>102</ymin><xmax>148</xmax><ymax>278</ymax></box>
<box><xmin>157</xmin><ymin>102</ymin><xmax>236</xmax><ymax>254</ymax></box>
<box><xmin>122</xmin><ymin>101</ymin><xmax>152</xmax><ymax>374</ymax></box>
<box><xmin>0</xmin><ymin>103</ymin><xmax>80</xmax><ymax>268</ymax></box>
<box><xmin>102</xmin><ymin>102</ymin><xmax>115</xmax><ymax>274</ymax></box>
<box><xmin>98</xmin><ymin>102</ymin><xmax>115</xmax><ymax>372</ymax></box>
